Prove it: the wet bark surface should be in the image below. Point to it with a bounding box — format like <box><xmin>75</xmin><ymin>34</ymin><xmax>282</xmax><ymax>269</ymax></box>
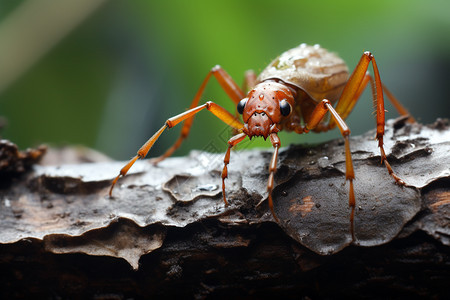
<box><xmin>0</xmin><ymin>118</ymin><xmax>449</xmax><ymax>299</ymax></box>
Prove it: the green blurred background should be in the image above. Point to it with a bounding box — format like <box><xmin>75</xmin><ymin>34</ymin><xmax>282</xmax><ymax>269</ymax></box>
<box><xmin>0</xmin><ymin>0</ymin><xmax>449</xmax><ymax>160</ymax></box>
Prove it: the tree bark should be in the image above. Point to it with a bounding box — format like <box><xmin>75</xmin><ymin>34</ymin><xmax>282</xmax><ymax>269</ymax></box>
<box><xmin>0</xmin><ymin>118</ymin><xmax>449</xmax><ymax>299</ymax></box>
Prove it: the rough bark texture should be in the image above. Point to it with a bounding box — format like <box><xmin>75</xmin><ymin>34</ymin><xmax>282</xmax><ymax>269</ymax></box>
<box><xmin>0</xmin><ymin>118</ymin><xmax>449</xmax><ymax>299</ymax></box>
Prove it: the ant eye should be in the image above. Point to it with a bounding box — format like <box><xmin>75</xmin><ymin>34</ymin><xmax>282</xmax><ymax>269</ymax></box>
<box><xmin>237</xmin><ymin>98</ymin><xmax>248</xmax><ymax>114</ymax></box>
<box><xmin>280</xmin><ymin>99</ymin><xmax>292</xmax><ymax>116</ymax></box>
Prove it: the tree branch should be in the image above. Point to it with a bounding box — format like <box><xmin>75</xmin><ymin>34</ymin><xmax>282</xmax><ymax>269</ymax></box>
<box><xmin>0</xmin><ymin>118</ymin><xmax>449</xmax><ymax>299</ymax></box>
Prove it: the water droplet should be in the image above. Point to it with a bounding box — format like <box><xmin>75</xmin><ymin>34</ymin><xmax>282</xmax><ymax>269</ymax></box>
<box><xmin>193</xmin><ymin>184</ymin><xmax>218</xmax><ymax>193</ymax></box>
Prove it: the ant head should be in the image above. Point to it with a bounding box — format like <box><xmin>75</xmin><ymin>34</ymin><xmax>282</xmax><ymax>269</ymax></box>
<box><xmin>238</xmin><ymin>80</ymin><xmax>294</xmax><ymax>139</ymax></box>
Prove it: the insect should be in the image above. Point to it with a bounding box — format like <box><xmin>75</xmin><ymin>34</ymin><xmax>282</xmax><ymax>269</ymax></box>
<box><xmin>109</xmin><ymin>43</ymin><xmax>414</xmax><ymax>238</ymax></box>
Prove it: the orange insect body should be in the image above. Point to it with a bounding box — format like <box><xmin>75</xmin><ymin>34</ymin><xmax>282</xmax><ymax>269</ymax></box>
<box><xmin>110</xmin><ymin>43</ymin><xmax>413</xmax><ymax>239</ymax></box>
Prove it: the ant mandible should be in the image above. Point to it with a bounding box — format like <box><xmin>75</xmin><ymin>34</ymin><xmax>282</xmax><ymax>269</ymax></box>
<box><xmin>109</xmin><ymin>43</ymin><xmax>414</xmax><ymax>239</ymax></box>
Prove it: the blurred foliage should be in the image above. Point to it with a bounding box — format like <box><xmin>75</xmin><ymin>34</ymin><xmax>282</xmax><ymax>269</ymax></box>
<box><xmin>0</xmin><ymin>0</ymin><xmax>449</xmax><ymax>160</ymax></box>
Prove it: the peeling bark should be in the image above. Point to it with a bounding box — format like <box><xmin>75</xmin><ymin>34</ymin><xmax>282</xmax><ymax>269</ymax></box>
<box><xmin>0</xmin><ymin>118</ymin><xmax>449</xmax><ymax>299</ymax></box>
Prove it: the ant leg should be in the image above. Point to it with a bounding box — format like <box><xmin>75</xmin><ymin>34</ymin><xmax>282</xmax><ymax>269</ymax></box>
<box><xmin>109</xmin><ymin>101</ymin><xmax>243</xmax><ymax>197</ymax></box>
<box><xmin>371</xmin><ymin>58</ymin><xmax>406</xmax><ymax>185</ymax></box>
<box><xmin>331</xmin><ymin>72</ymin><xmax>371</xmax><ymax>124</ymax></box>
<box><xmin>329</xmin><ymin>52</ymin><xmax>414</xmax><ymax>126</ymax></box>
<box><xmin>221</xmin><ymin>132</ymin><xmax>247</xmax><ymax>206</ymax></box>
<box><xmin>304</xmin><ymin>100</ymin><xmax>355</xmax><ymax>240</ymax></box>
<box><xmin>336</xmin><ymin>71</ymin><xmax>414</xmax><ymax>123</ymax></box>
<box><xmin>325</xmin><ymin>52</ymin><xmax>407</xmax><ymax>185</ymax></box>
<box><xmin>151</xmin><ymin>65</ymin><xmax>245</xmax><ymax>164</ymax></box>
<box><xmin>267</xmin><ymin>133</ymin><xmax>280</xmax><ymax>222</ymax></box>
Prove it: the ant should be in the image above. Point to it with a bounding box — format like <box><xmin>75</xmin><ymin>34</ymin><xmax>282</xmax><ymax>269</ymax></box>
<box><xmin>109</xmin><ymin>43</ymin><xmax>414</xmax><ymax>239</ymax></box>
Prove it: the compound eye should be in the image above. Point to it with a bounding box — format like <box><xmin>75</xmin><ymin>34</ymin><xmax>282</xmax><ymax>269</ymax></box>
<box><xmin>280</xmin><ymin>99</ymin><xmax>292</xmax><ymax>116</ymax></box>
<box><xmin>237</xmin><ymin>98</ymin><xmax>248</xmax><ymax>114</ymax></box>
